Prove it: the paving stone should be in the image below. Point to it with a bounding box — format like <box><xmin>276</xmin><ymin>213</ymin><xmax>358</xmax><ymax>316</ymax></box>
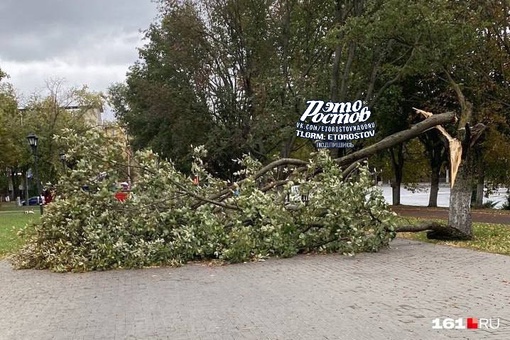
<box><xmin>0</xmin><ymin>239</ymin><xmax>509</xmax><ymax>339</ymax></box>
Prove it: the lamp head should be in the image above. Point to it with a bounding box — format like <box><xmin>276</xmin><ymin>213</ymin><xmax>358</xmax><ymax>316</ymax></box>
<box><xmin>27</xmin><ymin>133</ymin><xmax>38</xmax><ymax>148</ymax></box>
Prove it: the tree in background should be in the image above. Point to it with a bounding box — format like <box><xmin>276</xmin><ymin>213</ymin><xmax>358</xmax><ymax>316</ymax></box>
<box><xmin>20</xmin><ymin>80</ymin><xmax>103</xmax><ymax>184</ymax></box>
<box><xmin>0</xmin><ymin>77</ymin><xmax>104</xmax><ymax>200</ymax></box>
<box><xmin>110</xmin><ymin>0</ymin><xmax>359</xmax><ymax>177</ymax></box>
<box><xmin>0</xmin><ymin>71</ymin><xmax>29</xmax><ymax>200</ymax></box>
<box><xmin>466</xmin><ymin>0</ymin><xmax>510</xmax><ymax>206</ymax></box>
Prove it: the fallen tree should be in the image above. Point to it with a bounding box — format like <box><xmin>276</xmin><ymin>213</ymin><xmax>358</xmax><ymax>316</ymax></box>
<box><xmin>11</xmin><ymin>129</ymin><xmax>398</xmax><ymax>272</ymax></box>
<box><xmin>11</xmin><ymin>110</ymin><xmax>479</xmax><ymax>272</ymax></box>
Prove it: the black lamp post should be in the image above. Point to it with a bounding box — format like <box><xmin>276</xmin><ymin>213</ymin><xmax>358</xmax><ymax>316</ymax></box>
<box><xmin>27</xmin><ymin>133</ymin><xmax>43</xmax><ymax>215</ymax></box>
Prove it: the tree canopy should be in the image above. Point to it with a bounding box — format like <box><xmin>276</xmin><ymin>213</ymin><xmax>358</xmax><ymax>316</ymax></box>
<box><xmin>110</xmin><ymin>0</ymin><xmax>508</xmax><ymax>184</ymax></box>
<box><xmin>0</xmin><ymin>77</ymin><xmax>105</xmax><ymax>198</ymax></box>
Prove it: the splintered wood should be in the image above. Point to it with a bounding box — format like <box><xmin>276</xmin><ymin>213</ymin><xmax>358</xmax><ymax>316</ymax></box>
<box><xmin>414</xmin><ymin>108</ymin><xmax>462</xmax><ymax>188</ymax></box>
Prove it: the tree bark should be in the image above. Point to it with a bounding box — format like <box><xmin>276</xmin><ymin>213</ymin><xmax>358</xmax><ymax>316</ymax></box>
<box><xmin>389</xmin><ymin>145</ymin><xmax>403</xmax><ymax>206</ymax></box>
<box><xmin>474</xmin><ymin>154</ymin><xmax>484</xmax><ymax>207</ymax></box>
<box><xmin>396</xmin><ymin>221</ymin><xmax>473</xmax><ymax>240</ymax></box>
<box><xmin>423</xmin><ymin>121</ymin><xmax>486</xmax><ymax>240</ymax></box>
<box><xmin>10</xmin><ymin>168</ymin><xmax>19</xmax><ymax>201</ymax></box>
<box><xmin>396</xmin><ymin>221</ymin><xmax>447</xmax><ymax>233</ymax></box>
<box><xmin>428</xmin><ymin>164</ymin><xmax>440</xmax><ymax>207</ymax></box>
<box><xmin>446</xmin><ymin>161</ymin><xmax>474</xmax><ymax>239</ymax></box>
<box><xmin>391</xmin><ymin>182</ymin><xmax>401</xmax><ymax>206</ymax></box>
<box><xmin>475</xmin><ymin>175</ymin><xmax>484</xmax><ymax>208</ymax></box>
<box><xmin>434</xmin><ymin>71</ymin><xmax>476</xmax><ymax>240</ymax></box>
<box><xmin>184</xmin><ymin>109</ymin><xmax>486</xmax><ymax>241</ymax></box>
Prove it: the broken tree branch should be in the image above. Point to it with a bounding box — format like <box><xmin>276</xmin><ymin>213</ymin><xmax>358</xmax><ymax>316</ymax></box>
<box><xmin>415</xmin><ymin>108</ymin><xmax>462</xmax><ymax>187</ymax></box>
<box><xmin>395</xmin><ymin>221</ymin><xmax>447</xmax><ymax>233</ymax></box>
<box><xmin>192</xmin><ymin>111</ymin><xmax>456</xmax><ymax>210</ymax></box>
<box><xmin>395</xmin><ymin>221</ymin><xmax>472</xmax><ymax>240</ymax></box>
<box><xmin>335</xmin><ymin>111</ymin><xmax>456</xmax><ymax>167</ymax></box>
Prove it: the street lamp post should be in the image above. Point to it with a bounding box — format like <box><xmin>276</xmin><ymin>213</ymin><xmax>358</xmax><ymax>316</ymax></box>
<box><xmin>27</xmin><ymin>133</ymin><xmax>43</xmax><ymax>215</ymax></box>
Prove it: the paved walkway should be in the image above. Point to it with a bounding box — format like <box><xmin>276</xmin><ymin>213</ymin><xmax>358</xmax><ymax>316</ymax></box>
<box><xmin>1</xmin><ymin>239</ymin><xmax>509</xmax><ymax>340</ymax></box>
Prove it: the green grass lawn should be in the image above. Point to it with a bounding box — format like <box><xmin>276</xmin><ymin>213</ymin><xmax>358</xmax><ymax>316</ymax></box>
<box><xmin>398</xmin><ymin>217</ymin><xmax>510</xmax><ymax>256</ymax></box>
<box><xmin>1</xmin><ymin>202</ymin><xmax>32</xmax><ymax>212</ymax></box>
<box><xmin>0</xmin><ymin>203</ymin><xmax>40</xmax><ymax>258</ymax></box>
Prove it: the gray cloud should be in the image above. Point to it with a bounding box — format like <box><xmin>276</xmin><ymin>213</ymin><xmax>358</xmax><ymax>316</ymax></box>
<box><xmin>0</xmin><ymin>0</ymin><xmax>158</xmax><ymax>96</ymax></box>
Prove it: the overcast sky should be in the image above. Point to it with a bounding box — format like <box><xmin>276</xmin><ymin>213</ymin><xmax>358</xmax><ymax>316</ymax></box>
<box><xmin>0</xmin><ymin>0</ymin><xmax>159</xmax><ymax>102</ymax></box>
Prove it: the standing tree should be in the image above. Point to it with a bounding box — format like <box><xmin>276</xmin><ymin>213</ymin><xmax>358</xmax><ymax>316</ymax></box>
<box><xmin>0</xmin><ymin>71</ymin><xmax>31</xmax><ymax>200</ymax></box>
<box><xmin>110</xmin><ymin>0</ymin><xmax>343</xmax><ymax>177</ymax></box>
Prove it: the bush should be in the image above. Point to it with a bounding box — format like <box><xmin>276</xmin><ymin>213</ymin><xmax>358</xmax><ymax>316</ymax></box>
<box><xmin>10</xmin><ymin>129</ymin><xmax>397</xmax><ymax>272</ymax></box>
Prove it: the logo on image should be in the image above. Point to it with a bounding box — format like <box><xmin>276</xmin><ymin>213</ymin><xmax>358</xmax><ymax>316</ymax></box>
<box><xmin>432</xmin><ymin>317</ymin><xmax>500</xmax><ymax>330</ymax></box>
<box><xmin>296</xmin><ymin>100</ymin><xmax>376</xmax><ymax>148</ymax></box>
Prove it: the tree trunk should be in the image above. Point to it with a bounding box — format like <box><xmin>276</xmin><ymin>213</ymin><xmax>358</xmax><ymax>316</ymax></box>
<box><xmin>10</xmin><ymin>168</ymin><xmax>19</xmax><ymax>201</ymax></box>
<box><xmin>23</xmin><ymin>170</ymin><xmax>29</xmax><ymax>202</ymax></box>
<box><xmin>7</xmin><ymin>169</ymin><xmax>14</xmax><ymax>201</ymax></box>
<box><xmin>474</xmin><ymin>155</ymin><xmax>484</xmax><ymax>207</ymax></box>
<box><xmin>389</xmin><ymin>145</ymin><xmax>404</xmax><ymax>205</ymax></box>
<box><xmin>417</xmin><ymin>163</ymin><xmax>476</xmax><ymax>240</ymax></box>
<box><xmin>433</xmin><ymin>71</ymin><xmax>480</xmax><ymax>240</ymax></box>
<box><xmin>475</xmin><ymin>175</ymin><xmax>484</xmax><ymax>208</ymax></box>
<box><xmin>428</xmin><ymin>164</ymin><xmax>440</xmax><ymax>207</ymax></box>
<box><xmin>391</xmin><ymin>181</ymin><xmax>401</xmax><ymax>206</ymax></box>
<box><xmin>422</xmin><ymin>130</ymin><xmax>446</xmax><ymax>208</ymax></box>
<box><xmin>446</xmin><ymin>162</ymin><xmax>473</xmax><ymax>239</ymax></box>
<box><xmin>426</xmin><ymin>121</ymin><xmax>486</xmax><ymax>240</ymax></box>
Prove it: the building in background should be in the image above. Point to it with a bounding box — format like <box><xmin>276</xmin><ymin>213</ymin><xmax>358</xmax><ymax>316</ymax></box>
<box><xmin>65</xmin><ymin>105</ymin><xmax>103</xmax><ymax>127</ymax></box>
